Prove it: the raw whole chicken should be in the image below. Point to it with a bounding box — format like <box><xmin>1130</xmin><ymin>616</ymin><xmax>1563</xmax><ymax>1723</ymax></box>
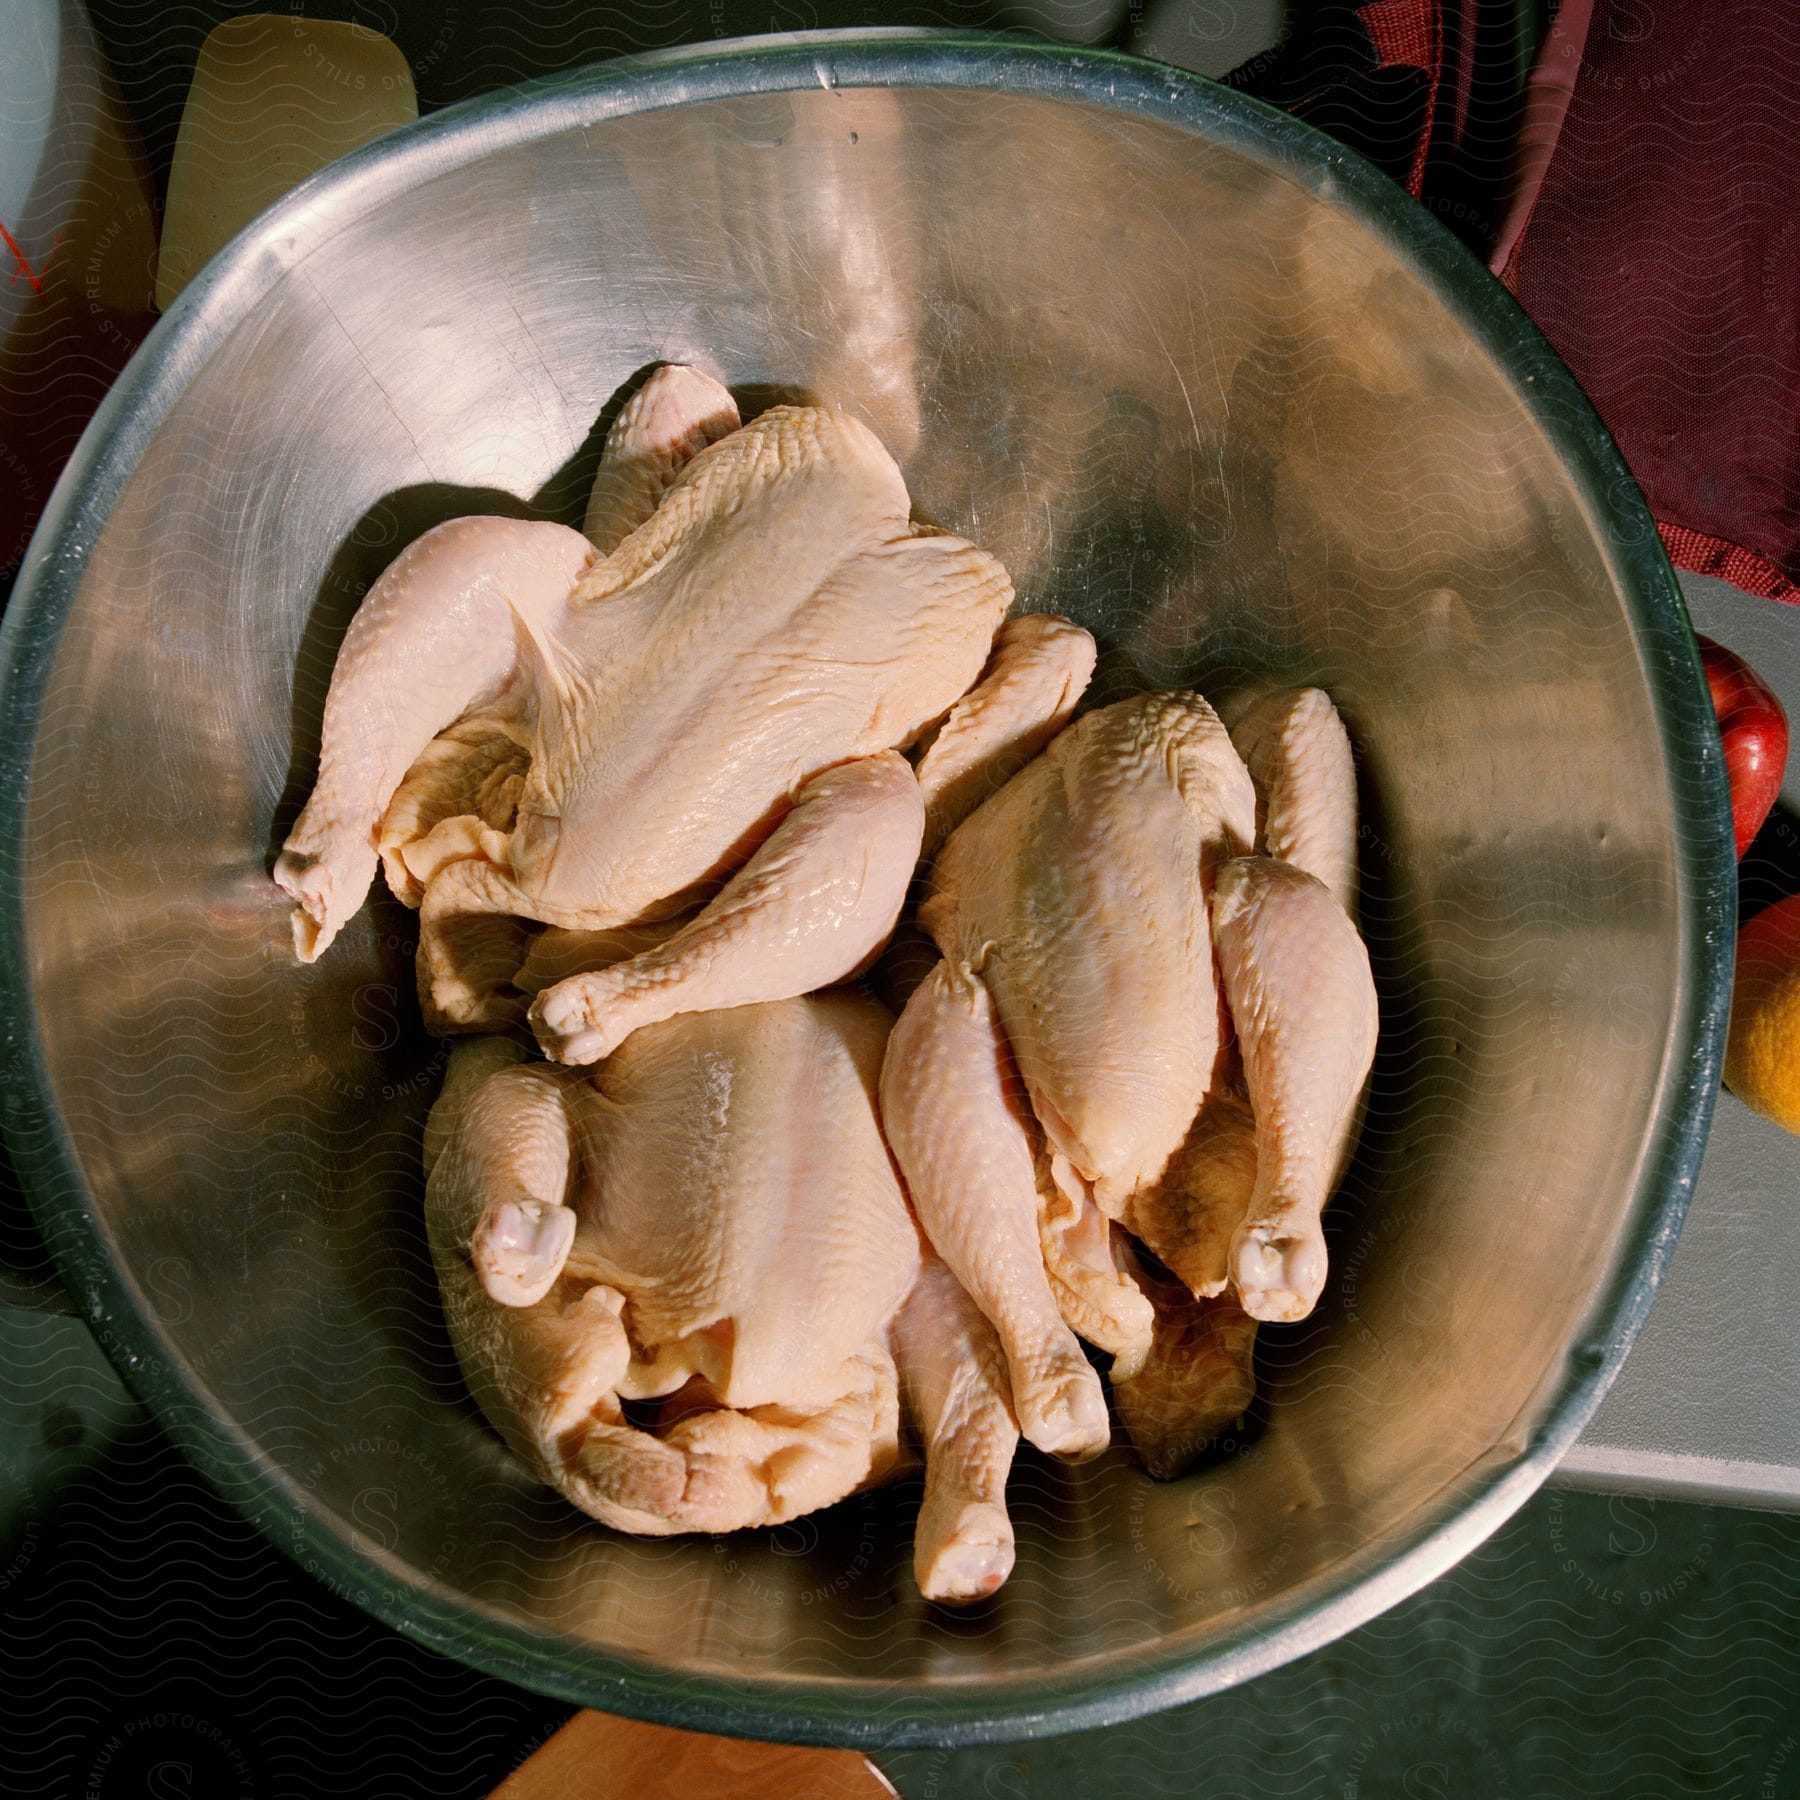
<box><xmin>881</xmin><ymin>685</ymin><xmax>1378</xmax><ymax>1471</ymax></box>
<box><xmin>423</xmin><ymin>986</ymin><xmax>1021</xmax><ymax>1604</ymax></box>
<box><xmin>1114</xmin><ymin>690</ymin><xmax>1371</xmax><ymax>1470</ymax></box>
<box><xmin>278</xmin><ymin>352</ymin><xmax>1387</xmax><ymax>1579</ymax></box>
<box><xmin>274</xmin><ymin>365</ymin><xmax>1094</xmax><ymax>1057</ymax></box>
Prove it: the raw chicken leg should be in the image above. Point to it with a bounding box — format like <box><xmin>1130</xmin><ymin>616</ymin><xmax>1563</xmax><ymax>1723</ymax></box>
<box><xmin>913</xmin><ymin>613</ymin><xmax>1097</xmax><ymax>863</ymax></box>
<box><xmin>511</xmin><ymin>915</ymin><xmax>690</xmax><ymax>995</ymax></box>
<box><xmin>431</xmin><ymin>1053</ymin><xmax>585</xmax><ymax>1308</ymax></box>
<box><xmin>275</xmin><ymin>513</ymin><xmax>595</xmax><ymax>960</ymax></box>
<box><xmin>1212</xmin><ymin>857</ymin><xmax>1378</xmax><ymax>1322</ymax></box>
<box><xmin>529</xmin><ymin>749</ymin><xmax>924</xmax><ymax>1065</ymax></box>
<box><xmin>1224</xmin><ymin>687</ymin><xmax>1359</xmax><ymax>920</ymax></box>
<box><xmin>893</xmin><ymin>1256</ymin><xmax>1020</xmax><ymax>1602</ymax></box>
<box><xmin>880</xmin><ymin>957</ymin><xmax>1111</xmax><ymax>1461</ymax></box>
<box><xmin>421</xmin><ymin>1031</ymin><xmax>530</xmax><ymax>1180</ymax></box>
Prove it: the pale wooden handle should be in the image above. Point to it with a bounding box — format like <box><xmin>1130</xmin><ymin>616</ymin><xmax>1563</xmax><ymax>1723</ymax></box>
<box><xmin>490</xmin><ymin>1709</ymin><xmax>899</xmax><ymax>1800</ymax></box>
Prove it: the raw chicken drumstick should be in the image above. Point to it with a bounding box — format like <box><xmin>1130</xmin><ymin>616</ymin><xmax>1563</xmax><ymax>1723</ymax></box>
<box><xmin>1212</xmin><ymin>856</ymin><xmax>1376</xmax><ymax>1321</ymax></box>
<box><xmin>1209</xmin><ymin>687</ymin><xmax>1375</xmax><ymax>1322</ymax></box>
<box><xmin>881</xmin><ymin>957</ymin><xmax>1116</xmax><ymax>1460</ymax></box>
<box><xmin>277</xmin><ymin>510</ymin><xmax>593</xmax><ymax>961</ymax></box>
<box><xmin>893</xmin><ymin>1255</ymin><xmax>1021</xmax><ymax>1601</ymax></box>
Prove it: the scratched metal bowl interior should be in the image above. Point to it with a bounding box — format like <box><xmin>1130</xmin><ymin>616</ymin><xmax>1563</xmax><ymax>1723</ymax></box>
<box><xmin>4</xmin><ymin>33</ymin><xmax>1730</xmax><ymax>1746</ymax></box>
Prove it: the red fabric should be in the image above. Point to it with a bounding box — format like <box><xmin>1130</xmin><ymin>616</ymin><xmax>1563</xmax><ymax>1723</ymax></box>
<box><xmin>1237</xmin><ymin>2</ymin><xmax>1800</xmax><ymax>604</ymax></box>
<box><xmin>1500</xmin><ymin>1</ymin><xmax>1800</xmax><ymax>602</ymax></box>
<box><xmin>1225</xmin><ymin>2</ymin><xmax>1440</xmax><ymax>200</ymax></box>
<box><xmin>1441</xmin><ymin>0</ymin><xmax>1479</xmax><ymax>145</ymax></box>
<box><xmin>1358</xmin><ymin>0</ymin><xmax>1442</xmax><ymax>194</ymax></box>
<box><xmin>1360</xmin><ymin>0</ymin><xmax>1437</xmax><ymax>75</ymax></box>
<box><xmin>1658</xmin><ymin>524</ymin><xmax>1800</xmax><ymax>607</ymax></box>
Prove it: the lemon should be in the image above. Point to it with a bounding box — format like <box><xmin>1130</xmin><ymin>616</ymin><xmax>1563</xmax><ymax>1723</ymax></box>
<box><xmin>1724</xmin><ymin>894</ymin><xmax>1800</xmax><ymax>1134</ymax></box>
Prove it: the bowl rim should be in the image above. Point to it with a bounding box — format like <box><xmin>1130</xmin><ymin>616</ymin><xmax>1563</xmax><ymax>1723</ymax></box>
<box><xmin>0</xmin><ymin>26</ymin><xmax>1736</xmax><ymax>1749</ymax></box>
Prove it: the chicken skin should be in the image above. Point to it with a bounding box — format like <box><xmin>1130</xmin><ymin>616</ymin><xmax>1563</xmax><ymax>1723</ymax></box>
<box><xmin>278</xmin><ymin>365</ymin><xmax>1096</xmax><ymax>1063</ymax></box>
<box><xmin>424</xmin><ymin>990</ymin><xmax>1021</xmax><ymax>1604</ymax></box>
<box><xmin>882</xmin><ymin>685</ymin><xmax>1377</xmax><ymax>1463</ymax></box>
<box><xmin>881</xmin><ymin>692</ymin><xmax>1255</xmax><ymax>1457</ymax></box>
<box><xmin>283</xmin><ymin>345</ymin><xmax>1382</xmax><ymax>1560</ymax></box>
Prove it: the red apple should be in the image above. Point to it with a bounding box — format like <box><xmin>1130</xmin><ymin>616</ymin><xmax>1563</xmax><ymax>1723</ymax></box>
<box><xmin>1697</xmin><ymin>634</ymin><xmax>1789</xmax><ymax>859</ymax></box>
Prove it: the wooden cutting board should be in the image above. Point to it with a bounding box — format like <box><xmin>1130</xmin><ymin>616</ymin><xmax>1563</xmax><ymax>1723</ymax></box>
<box><xmin>490</xmin><ymin>1710</ymin><xmax>898</xmax><ymax>1799</ymax></box>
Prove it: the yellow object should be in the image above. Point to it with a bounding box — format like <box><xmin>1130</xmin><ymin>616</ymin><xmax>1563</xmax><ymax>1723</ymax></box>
<box><xmin>1724</xmin><ymin>894</ymin><xmax>1800</xmax><ymax>1135</ymax></box>
<box><xmin>155</xmin><ymin>14</ymin><xmax>417</xmax><ymax>309</ymax></box>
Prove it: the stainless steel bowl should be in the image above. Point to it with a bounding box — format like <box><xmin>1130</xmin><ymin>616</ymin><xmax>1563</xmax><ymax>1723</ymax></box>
<box><xmin>0</xmin><ymin>30</ymin><xmax>1733</xmax><ymax>1746</ymax></box>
